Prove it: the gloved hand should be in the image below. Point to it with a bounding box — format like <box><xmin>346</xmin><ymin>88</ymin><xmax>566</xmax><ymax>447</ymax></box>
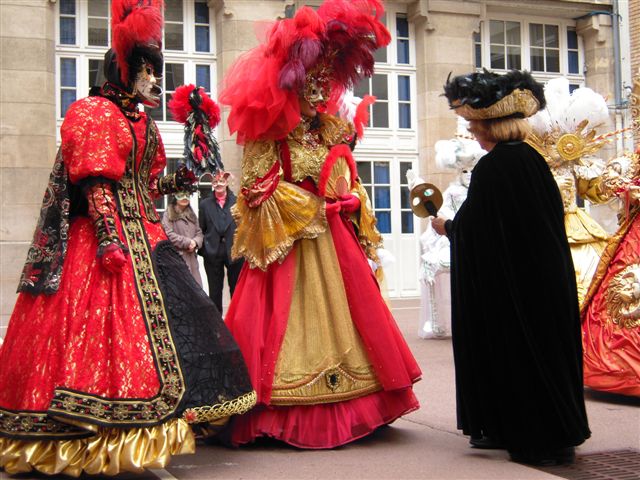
<box><xmin>101</xmin><ymin>243</ymin><xmax>127</xmax><ymax>273</ymax></box>
<box><xmin>338</xmin><ymin>194</ymin><xmax>360</xmax><ymax>214</ymax></box>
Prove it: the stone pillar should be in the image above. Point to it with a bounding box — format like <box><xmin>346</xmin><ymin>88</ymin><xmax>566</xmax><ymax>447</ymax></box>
<box><xmin>409</xmin><ymin>0</ymin><xmax>481</xmax><ymax>189</ymax></box>
<box><xmin>0</xmin><ymin>0</ymin><xmax>56</xmax><ymax>338</ymax></box>
<box><xmin>210</xmin><ymin>0</ymin><xmax>292</xmax><ymax>187</ymax></box>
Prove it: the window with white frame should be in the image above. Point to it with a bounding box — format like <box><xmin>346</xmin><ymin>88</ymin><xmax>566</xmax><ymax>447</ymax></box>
<box><xmin>476</xmin><ymin>18</ymin><xmax>584</xmax><ymax>84</ymax></box>
<box><xmin>357</xmin><ymin>161</ymin><xmax>392</xmax><ymax>234</ymax></box>
<box><xmin>55</xmin><ymin>0</ymin><xmax>216</xmax><ymax>120</ymax></box>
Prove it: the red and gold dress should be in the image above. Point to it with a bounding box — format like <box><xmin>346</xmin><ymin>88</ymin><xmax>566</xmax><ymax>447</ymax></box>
<box><xmin>582</xmin><ymin>186</ymin><xmax>640</xmax><ymax>397</ymax></box>
<box><xmin>225</xmin><ymin>114</ymin><xmax>421</xmax><ymax>448</ymax></box>
<box><xmin>0</xmin><ymin>93</ymin><xmax>255</xmax><ymax>476</ymax></box>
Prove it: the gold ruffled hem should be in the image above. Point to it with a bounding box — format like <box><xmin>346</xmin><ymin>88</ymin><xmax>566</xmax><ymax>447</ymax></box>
<box><xmin>232</xmin><ymin>181</ymin><xmax>327</xmax><ymax>270</ymax></box>
<box><xmin>0</xmin><ymin>418</ymin><xmax>194</xmax><ymax>477</ymax></box>
<box><xmin>565</xmin><ymin>208</ymin><xmax>608</xmax><ymax>243</ymax></box>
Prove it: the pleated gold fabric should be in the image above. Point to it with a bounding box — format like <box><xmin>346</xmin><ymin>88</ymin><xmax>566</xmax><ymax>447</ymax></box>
<box><xmin>232</xmin><ymin>181</ymin><xmax>327</xmax><ymax>270</ymax></box>
<box><xmin>0</xmin><ymin>418</ymin><xmax>194</xmax><ymax>477</ymax></box>
<box><xmin>271</xmin><ymin>231</ymin><xmax>380</xmax><ymax>405</ymax></box>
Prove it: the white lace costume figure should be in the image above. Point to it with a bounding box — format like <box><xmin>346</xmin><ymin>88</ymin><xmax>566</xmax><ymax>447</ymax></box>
<box><xmin>408</xmin><ymin>121</ymin><xmax>485</xmax><ymax>338</ymax></box>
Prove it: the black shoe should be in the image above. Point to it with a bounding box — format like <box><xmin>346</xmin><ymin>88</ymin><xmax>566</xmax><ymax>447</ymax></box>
<box><xmin>469</xmin><ymin>435</ymin><xmax>505</xmax><ymax>449</ymax></box>
<box><xmin>509</xmin><ymin>447</ymin><xmax>575</xmax><ymax>466</ymax></box>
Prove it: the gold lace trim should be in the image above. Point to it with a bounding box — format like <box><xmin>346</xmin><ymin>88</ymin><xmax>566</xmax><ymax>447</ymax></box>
<box><xmin>183</xmin><ymin>390</ymin><xmax>257</xmax><ymax>424</ymax></box>
<box><xmin>353</xmin><ymin>182</ymin><xmax>383</xmax><ymax>262</ymax></box>
<box><xmin>240</xmin><ymin>140</ymin><xmax>278</xmax><ymax>189</ymax></box>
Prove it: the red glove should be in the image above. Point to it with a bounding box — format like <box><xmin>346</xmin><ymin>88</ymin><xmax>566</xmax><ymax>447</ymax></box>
<box><xmin>101</xmin><ymin>243</ymin><xmax>127</xmax><ymax>273</ymax></box>
<box><xmin>338</xmin><ymin>194</ymin><xmax>360</xmax><ymax>214</ymax></box>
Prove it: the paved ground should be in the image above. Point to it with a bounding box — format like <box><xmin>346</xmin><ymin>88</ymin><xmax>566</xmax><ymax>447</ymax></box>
<box><xmin>4</xmin><ymin>304</ymin><xmax>639</xmax><ymax>480</ymax></box>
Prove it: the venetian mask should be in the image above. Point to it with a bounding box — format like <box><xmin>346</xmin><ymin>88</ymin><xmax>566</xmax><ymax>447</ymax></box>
<box><xmin>134</xmin><ymin>60</ymin><xmax>162</xmax><ymax>108</ymax></box>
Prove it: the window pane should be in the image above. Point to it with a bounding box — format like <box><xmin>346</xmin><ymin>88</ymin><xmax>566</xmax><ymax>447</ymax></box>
<box><xmin>165</xmin><ymin>0</ymin><xmax>183</xmax><ymax>22</ymax></box>
<box><xmin>569</xmin><ymin>84</ymin><xmax>580</xmax><ymax>93</ymax></box>
<box><xmin>397</xmin><ymin>39</ymin><xmax>410</xmax><ymax>64</ymax></box>
<box><xmin>475</xmin><ymin>43</ymin><xmax>482</xmax><ymax>68</ymax></box>
<box><xmin>400</xmin><ymin>186</ymin><xmax>410</xmax><ymax>209</ymax></box>
<box><xmin>545</xmin><ymin>24</ymin><xmax>559</xmax><ymax>48</ymax></box>
<box><xmin>88</xmin><ymin>0</ymin><xmax>108</xmax><ymax>17</ymax></box>
<box><xmin>546</xmin><ymin>49</ymin><xmax>560</xmax><ymax>72</ymax></box>
<box><xmin>567</xmin><ymin>28</ymin><xmax>578</xmax><ymax>49</ymax></box>
<box><xmin>88</xmin><ymin>17</ymin><xmax>108</xmax><ymax>46</ymax></box>
<box><xmin>61</xmin><ymin>90</ymin><xmax>76</xmax><ymax>117</ymax></box>
<box><xmin>147</xmin><ymin>98</ymin><xmax>164</xmax><ymax>122</ymax></box>
<box><xmin>374</xmin><ymin>162</ymin><xmax>390</xmax><ymax>184</ymax></box>
<box><xmin>372</xmin><ymin>74</ymin><xmax>388</xmax><ymax>99</ymax></box>
<box><xmin>354</xmin><ymin>78</ymin><xmax>370</xmax><ymax>98</ymax></box>
<box><xmin>165</xmin><ymin>23</ymin><xmax>184</xmax><ymax>50</ymax></box>
<box><xmin>89</xmin><ymin>59</ymin><xmax>105</xmax><ymax>87</ymax></box>
<box><xmin>530</xmin><ymin>47</ymin><xmax>544</xmax><ymax>71</ymax></box>
<box><xmin>530</xmin><ymin>23</ymin><xmax>544</xmax><ymax>47</ymax></box>
<box><xmin>165</xmin><ymin>63</ymin><xmax>184</xmax><ymax>91</ymax></box>
<box><xmin>490</xmin><ymin>45</ymin><xmax>505</xmax><ymax>69</ymax></box>
<box><xmin>60</xmin><ymin>0</ymin><xmax>75</xmax><ymax>15</ymax></box>
<box><xmin>195</xmin><ymin>1</ymin><xmax>209</xmax><ymax>23</ymax></box>
<box><xmin>375</xmin><ymin>187</ymin><xmax>390</xmax><ymax>209</ymax></box>
<box><xmin>195</xmin><ymin>26</ymin><xmax>210</xmax><ymax>52</ymax></box>
<box><xmin>375</xmin><ymin>212</ymin><xmax>391</xmax><ymax>234</ymax></box>
<box><xmin>400</xmin><ymin>162</ymin><xmax>412</xmax><ymax>182</ymax></box>
<box><xmin>196</xmin><ymin>65</ymin><xmax>211</xmax><ymax>91</ymax></box>
<box><xmin>374</xmin><ymin>45</ymin><xmax>387</xmax><ymax>63</ymax></box>
<box><xmin>357</xmin><ymin>162</ymin><xmax>371</xmax><ymax>184</ymax></box>
<box><xmin>372</xmin><ymin>102</ymin><xmax>389</xmax><ymax>128</ymax></box>
<box><xmin>505</xmin><ymin>22</ymin><xmax>520</xmax><ymax>45</ymax></box>
<box><xmin>507</xmin><ymin>46</ymin><xmax>521</xmax><ymax>70</ymax></box>
<box><xmin>401</xmin><ymin>211</ymin><xmax>414</xmax><ymax>234</ymax></box>
<box><xmin>568</xmin><ymin>51</ymin><xmax>579</xmax><ymax>74</ymax></box>
<box><xmin>396</xmin><ymin>14</ymin><xmax>409</xmax><ymax>37</ymax></box>
<box><xmin>60</xmin><ymin>58</ymin><xmax>76</xmax><ymax>87</ymax></box>
<box><xmin>398</xmin><ymin>75</ymin><xmax>410</xmax><ymax>101</ymax></box>
<box><xmin>490</xmin><ymin>20</ymin><xmax>504</xmax><ymax>45</ymax></box>
<box><xmin>399</xmin><ymin>104</ymin><xmax>411</xmax><ymax>129</ymax></box>
<box><xmin>60</xmin><ymin>17</ymin><xmax>76</xmax><ymax>44</ymax></box>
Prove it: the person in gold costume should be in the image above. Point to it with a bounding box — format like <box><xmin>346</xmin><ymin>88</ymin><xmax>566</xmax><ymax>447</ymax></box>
<box><xmin>528</xmin><ymin>78</ymin><xmax>628</xmax><ymax>305</ymax></box>
<box><xmin>218</xmin><ymin>0</ymin><xmax>421</xmax><ymax>448</ymax></box>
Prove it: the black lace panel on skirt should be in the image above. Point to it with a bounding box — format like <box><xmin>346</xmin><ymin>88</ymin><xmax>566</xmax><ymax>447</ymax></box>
<box><xmin>152</xmin><ymin>241</ymin><xmax>254</xmax><ymax>414</ymax></box>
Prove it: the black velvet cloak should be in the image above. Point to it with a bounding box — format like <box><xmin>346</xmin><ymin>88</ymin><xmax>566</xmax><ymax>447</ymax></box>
<box><xmin>450</xmin><ymin>141</ymin><xmax>591</xmax><ymax>450</ymax></box>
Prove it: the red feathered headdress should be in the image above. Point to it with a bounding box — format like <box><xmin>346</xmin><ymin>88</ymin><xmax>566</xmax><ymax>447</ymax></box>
<box><xmin>219</xmin><ymin>0</ymin><xmax>390</xmax><ymax>144</ymax></box>
<box><xmin>111</xmin><ymin>0</ymin><xmax>164</xmax><ymax>86</ymax></box>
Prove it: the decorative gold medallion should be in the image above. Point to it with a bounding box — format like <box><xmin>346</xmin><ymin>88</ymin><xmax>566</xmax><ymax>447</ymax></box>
<box><xmin>605</xmin><ymin>263</ymin><xmax>640</xmax><ymax>329</ymax></box>
<box><xmin>325</xmin><ymin>369</ymin><xmax>342</xmax><ymax>391</ymax></box>
<box><xmin>556</xmin><ymin>133</ymin><xmax>586</xmax><ymax>161</ymax></box>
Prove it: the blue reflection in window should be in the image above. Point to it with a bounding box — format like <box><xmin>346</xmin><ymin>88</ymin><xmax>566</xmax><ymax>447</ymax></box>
<box><xmin>61</xmin><ymin>90</ymin><xmax>76</xmax><ymax>117</ymax></box>
<box><xmin>399</xmin><ymin>104</ymin><xmax>411</xmax><ymax>129</ymax></box>
<box><xmin>568</xmin><ymin>51</ymin><xmax>579</xmax><ymax>74</ymax></box>
<box><xmin>195</xmin><ymin>1</ymin><xmax>209</xmax><ymax>23</ymax></box>
<box><xmin>396</xmin><ymin>14</ymin><xmax>409</xmax><ymax>37</ymax></box>
<box><xmin>402</xmin><ymin>211</ymin><xmax>414</xmax><ymax>234</ymax></box>
<box><xmin>398</xmin><ymin>75</ymin><xmax>410</xmax><ymax>101</ymax></box>
<box><xmin>60</xmin><ymin>0</ymin><xmax>75</xmax><ymax>15</ymax></box>
<box><xmin>375</xmin><ymin>187</ymin><xmax>390</xmax><ymax>209</ymax></box>
<box><xmin>195</xmin><ymin>26</ymin><xmax>210</xmax><ymax>52</ymax></box>
<box><xmin>397</xmin><ymin>39</ymin><xmax>410</xmax><ymax>64</ymax></box>
<box><xmin>567</xmin><ymin>28</ymin><xmax>578</xmax><ymax>49</ymax></box>
<box><xmin>196</xmin><ymin>65</ymin><xmax>211</xmax><ymax>91</ymax></box>
<box><xmin>376</xmin><ymin>212</ymin><xmax>391</xmax><ymax>234</ymax></box>
<box><xmin>60</xmin><ymin>17</ymin><xmax>75</xmax><ymax>44</ymax></box>
<box><xmin>60</xmin><ymin>58</ymin><xmax>76</xmax><ymax>87</ymax></box>
<box><xmin>373</xmin><ymin>162</ymin><xmax>390</xmax><ymax>183</ymax></box>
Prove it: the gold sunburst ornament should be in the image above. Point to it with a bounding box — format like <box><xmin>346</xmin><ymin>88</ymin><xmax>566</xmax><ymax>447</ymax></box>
<box><xmin>556</xmin><ymin>133</ymin><xmax>586</xmax><ymax>161</ymax></box>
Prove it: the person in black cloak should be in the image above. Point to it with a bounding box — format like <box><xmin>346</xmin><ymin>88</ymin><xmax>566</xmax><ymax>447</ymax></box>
<box><xmin>432</xmin><ymin>69</ymin><xmax>591</xmax><ymax>466</ymax></box>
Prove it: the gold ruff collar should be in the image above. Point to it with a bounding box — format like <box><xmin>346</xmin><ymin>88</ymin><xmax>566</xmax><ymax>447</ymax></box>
<box><xmin>452</xmin><ymin>88</ymin><xmax>541</xmax><ymax>120</ymax></box>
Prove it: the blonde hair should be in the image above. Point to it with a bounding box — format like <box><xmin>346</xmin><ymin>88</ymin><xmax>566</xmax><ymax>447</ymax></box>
<box><xmin>470</xmin><ymin>118</ymin><xmax>531</xmax><ymax>143</ymax></box>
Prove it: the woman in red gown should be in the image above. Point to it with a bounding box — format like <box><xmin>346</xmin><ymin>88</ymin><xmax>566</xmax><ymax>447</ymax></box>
<box><xmin>581</xmin><ymin>147</ymin><xmax>640</xmax><ymax>397</ymax></box>
<box><xmin>0</xmin><ymin>1</ymin><xmax>255</xmax><ymax>476</ymax></box>
<box><xmin>219</xmin><ymin>0</ymin><xmax>421</xmax><ymax>449</ymax></box>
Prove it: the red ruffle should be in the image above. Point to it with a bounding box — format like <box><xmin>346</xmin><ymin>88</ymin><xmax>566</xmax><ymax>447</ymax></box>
<box><xmin>231</xmin><ymin>388</ymin><xmax>418</xmax><ymax>448</ymax></box>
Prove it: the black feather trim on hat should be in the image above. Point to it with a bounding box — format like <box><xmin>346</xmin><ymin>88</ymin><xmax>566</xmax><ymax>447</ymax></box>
<box><xmin>443</xmin><ymin>69</ymin><xmax>546</xmax><ymax>113</ymax></box>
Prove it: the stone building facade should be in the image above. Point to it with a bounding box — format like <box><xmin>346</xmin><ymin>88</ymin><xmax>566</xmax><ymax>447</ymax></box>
<box><xmin>0</xmin><ymin>0</ymin><xmax>629</xmax><ymax>337</ymax></box>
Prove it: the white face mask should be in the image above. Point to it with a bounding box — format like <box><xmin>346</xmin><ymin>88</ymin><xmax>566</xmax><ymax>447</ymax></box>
<box><xmin>460</xmin><ymin>169</ymin><xmax>472</xmax><ymax>187</ymax></box>
<box><xmin>134</xmin><ymin>61</ymin><xmax>162</xmax><ymax>108</ymax></box>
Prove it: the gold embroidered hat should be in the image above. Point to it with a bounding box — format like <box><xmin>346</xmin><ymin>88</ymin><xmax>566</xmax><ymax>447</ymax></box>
<box><xmin>444</xmin><ymin>69</ymin><xmax>545</xmax><ymax>120</ymax></box>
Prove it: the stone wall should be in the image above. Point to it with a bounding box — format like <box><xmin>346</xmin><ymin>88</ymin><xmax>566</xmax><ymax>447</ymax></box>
<box><xmin>0</xmin><ymin>0</ymin><xmax>56</xmax><ymax>338</ymax></box>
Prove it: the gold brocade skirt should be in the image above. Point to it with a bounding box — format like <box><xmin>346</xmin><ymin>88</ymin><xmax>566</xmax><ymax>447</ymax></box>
<box><xmin>270</xmin><ymin>231</ymin><xmax>381</xmax><ymax>405</ymax></box>
<box><xmin>0</xmin><ymin>418</ymin><xmax>194</xmax><ymax>477</ymax></box>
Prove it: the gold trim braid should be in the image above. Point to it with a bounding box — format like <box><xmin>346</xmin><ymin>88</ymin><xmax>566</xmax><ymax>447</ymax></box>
<box><xmin>182</xmin><ymin>390</ymin><xmax>257</xmax><ymax>424</ymax></box>
<box><xmin>453</xmin><ymin>88</ymin><xmax>541</xmax><ymax>120</ymax></box>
